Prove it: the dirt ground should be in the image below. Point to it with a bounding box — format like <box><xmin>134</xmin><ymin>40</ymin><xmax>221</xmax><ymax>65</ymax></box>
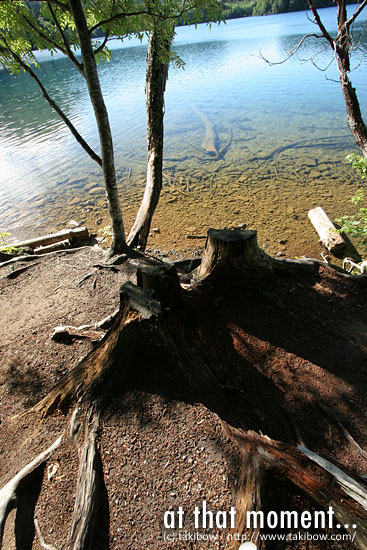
<box><xmin>0</xmin><ymin>242</ymin><xmax>366</xmax><ymax>549</ymax></box>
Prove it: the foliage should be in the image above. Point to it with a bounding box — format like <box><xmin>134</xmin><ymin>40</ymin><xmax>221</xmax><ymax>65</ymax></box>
<box><xmin>335</xmin><ymin>156</ymin><xmax>367</xmax><ymax>255</ymax></box>
<box><xmin>346</xmin><ymin>153</ymin><xmax>367</xmax><ymax>180</ymax></box>
<box><xmin>0</xmin><ymin>232</ymin><xmax>21</xmax><ymax>254</ymax></box>
<box><xmin>98</xmin><ymin>224</ymin><xmax>113</xmax><ymax>246</ymax></box>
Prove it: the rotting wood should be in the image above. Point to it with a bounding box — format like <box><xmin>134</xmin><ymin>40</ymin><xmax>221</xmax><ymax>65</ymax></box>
<box><xmin>308</xmin><ymin>207</ymin><xmax>361</xmax><ymax>260</ymax></box>
<box><xmin>0</xmin><ymin>435</ymin><xmax>63</xmax><ymax>548</ymax></box>
<box><xmin>298</xmin><ymin>445</ymin><xmax>367</xmax><ymax>510</ymax></box>
<box><xmin>9</xmin><ymin>227</ymin><xmax>89</xmax><ymax>251</ymax></box>
<box><xmin>30</xmin><ymin>281</ymin><xmax>163</xmax><ymax>418</ymax></box>
<box><xmin>234</xmin><ymin>448</ymin><xmax>265</xmax><ymax>549</ymax></box>
<box><xmin>136</xmin><ymin>262</ymin><xmax>182</xmax><ymax>308</ymax></box>
<box><xmin>193</xmin><ymin>228</ymin><xmax>319</xmax><ymax>287</ymax></box>
<box><xmin>225</xmin><ymin>427</ymin><xmax>367</xmax><ymax>549</ymax></box>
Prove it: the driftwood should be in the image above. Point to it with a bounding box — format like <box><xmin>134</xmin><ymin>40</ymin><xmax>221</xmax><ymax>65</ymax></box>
<box><xmin>0</xmin><ymin>435</ymin><xmax>62</xmax><ymax>548</ymax></box>
<box><xmin>9</xmin><ymin>227</ymin><xmax>89</xmax><ymax>251</ymax></box>
<box><xmin>308</xmin><ymin>207</ymin><xmax>361</xmax><ymax>260</ymax></box>
<box><xmin>34</xmin><ymin>239</ymin><xmax>71</xmax><ymax>255</ymax></box>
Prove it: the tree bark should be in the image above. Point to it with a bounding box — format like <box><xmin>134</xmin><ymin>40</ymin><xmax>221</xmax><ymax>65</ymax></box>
<box><xmin>68</xmin><ymin>0</ymin><xmax>129</xmax><ymax>254</ymax></box>
<box><xmin>127</xmin><ymin>25</ymin><xmax>171</xmax><ymax>250</ymax></box>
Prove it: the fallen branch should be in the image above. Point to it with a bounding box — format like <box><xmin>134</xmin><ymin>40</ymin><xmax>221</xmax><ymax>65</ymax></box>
<box><xmin>308</xmin><ymin>207</ymin><xmax>360</xmax><ymax>260</ymax></box>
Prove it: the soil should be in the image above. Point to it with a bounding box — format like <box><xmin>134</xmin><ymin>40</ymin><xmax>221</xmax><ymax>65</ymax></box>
<box><xmin>0</xmin><ymin>243</ymin><xmax>366</xmax><ymax>549</ymax></box>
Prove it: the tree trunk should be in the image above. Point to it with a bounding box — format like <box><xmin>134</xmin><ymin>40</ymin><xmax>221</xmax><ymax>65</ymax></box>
<box><xmin>308</xmin><ymin>0</ymin><xmax>367</xmax><ymax>157</ymax></box>
<box><xmin>68</xmin><ymin>0</ymin><xmax>129</xmax><ymax>254</ymax></box>
<box><xmin>127</xmin><ymin>25</ymin><xmax>171</xmax><ymax>250</ymax></box>
<box><xmin>336</xmin><ymin>0</ymin><xmax>367</xmax><ymax>157</ymax></box>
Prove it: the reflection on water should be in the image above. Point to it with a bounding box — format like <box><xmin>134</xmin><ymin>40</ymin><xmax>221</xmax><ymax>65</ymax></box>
<box><xmin>0</xmin><ymin>5</ymin><xmax>366</xmax><ymax>251</ymax></box>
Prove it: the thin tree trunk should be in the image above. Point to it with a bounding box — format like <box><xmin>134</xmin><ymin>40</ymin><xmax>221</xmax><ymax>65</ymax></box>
<box><xmin>127</xmin><ymin>25</ymin><xmax>171</xmax><ymax>250</ymax></box>
<box><xmin>336</xmin><ymin>0</ymin><xmax>367</xmax><ymax>157</ymax></box>
<box><xmin>68</xmin><ymin>0</ymin><xmax>129</xmax><ymax>254</ymax></box>
<box><xmin>308</xmin><ymin>0</ymin><xmax>367</xmax><ymax>157</ymax></box>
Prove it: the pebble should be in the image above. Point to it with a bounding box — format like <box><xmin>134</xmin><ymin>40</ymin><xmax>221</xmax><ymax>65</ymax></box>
<box><xmin>152</xmin><ymin>228</ymin><xmax>160</xmax><ymax>233</ymax></box>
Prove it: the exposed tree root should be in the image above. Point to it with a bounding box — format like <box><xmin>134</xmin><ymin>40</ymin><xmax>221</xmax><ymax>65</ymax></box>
<box><xmin>34</xmin><ymin>517</ymin><xmax>59</xmax><ymax>550</ymax></box>
<box><xmin>68</xmin><ymin>411</ymin><xmax>100</xmax><ymax>550</ymax></box>
<box><xmin>10</xmin><ymin>226</ymin><xmax>367</xmax><ymax>550</ymax></box>
<box><xmin>226</xmin><ymin>427</ymin><xmax>367</xmax><ymax>549</ymax></box>
<box><xmin>315</xmin><ymin>399</ymin><xmax>367</xmax><ymax>464</ymax></box>
<box><xmin>234</xmin><ymin>448</ymin><xmax>265</xmax><ymax>549</ymax></box>
<box><xmin>0</xmin><ymin>435</ymin><xmax>62</xmax><ymax>548</ymax></box>
<box><xmin>51</xmin><ymin>309</ymin><xmax>118</xmax><ymax>344</ymax></box>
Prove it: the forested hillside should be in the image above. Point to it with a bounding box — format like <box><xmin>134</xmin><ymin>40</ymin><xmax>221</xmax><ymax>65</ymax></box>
<box><xmin>221</xmin><ymin>0</ymin><xmax>355</xmax><ymax>19</ymax></box>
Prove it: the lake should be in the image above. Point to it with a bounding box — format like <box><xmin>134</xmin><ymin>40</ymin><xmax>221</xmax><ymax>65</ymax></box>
<box><xmin>0</xmin><ymin>5</ymin><xmax>366</xmax><ymax>256</ymax></box>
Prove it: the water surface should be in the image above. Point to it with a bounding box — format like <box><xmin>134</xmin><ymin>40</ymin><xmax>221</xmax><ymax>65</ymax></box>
<box><xmin>0</xmin><ymin>5</ymin><xmax>366</xmax><ymax>254</ymax></box>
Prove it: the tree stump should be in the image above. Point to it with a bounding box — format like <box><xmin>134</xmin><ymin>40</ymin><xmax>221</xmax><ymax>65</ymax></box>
<box><xmin>194</xmin><ymin>229</ymin><xmax>274</xmax><ymax>286</ymax></box>
<box><xmin>136</xmin><ymin>262</ymin><xmax>183</xmax><ymax>308</ymax></box>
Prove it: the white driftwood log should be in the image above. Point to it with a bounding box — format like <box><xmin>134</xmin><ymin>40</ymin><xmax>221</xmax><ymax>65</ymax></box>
<box><xmin>10</xmin><ymin>227</ymin><xmax>89</xmax><ymax>251</ymax></box>
<box><xmin>308</xmin><ymin>207</ymin><xmax>348</xmax><ymax>256</ymax></box>
<box><xmin>34</xmin><ymin>239</ymin><xmax>71</xmax><ymax>255</ymax></box>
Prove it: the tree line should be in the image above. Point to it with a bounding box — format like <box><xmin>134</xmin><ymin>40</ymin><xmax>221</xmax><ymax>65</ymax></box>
<box><xmin>221</xmin><ymin>0</ymin><xmax>356</xmax><ymax>20</ymax></box>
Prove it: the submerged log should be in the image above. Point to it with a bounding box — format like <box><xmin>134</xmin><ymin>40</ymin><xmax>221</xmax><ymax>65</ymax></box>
<box><xmin>308</xmin><ymin>207</ymin><xmax>361</xmax><ymax>260</ymax></box>
<box><xmin>10</xmin><ymin>227</ymin><xmax>89</xmax><ymax>251</ymax></box>
<box><xmin>192</xmin><ymin>105</ymin><xmax>219</xmax><ymax>157</ymax></box>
